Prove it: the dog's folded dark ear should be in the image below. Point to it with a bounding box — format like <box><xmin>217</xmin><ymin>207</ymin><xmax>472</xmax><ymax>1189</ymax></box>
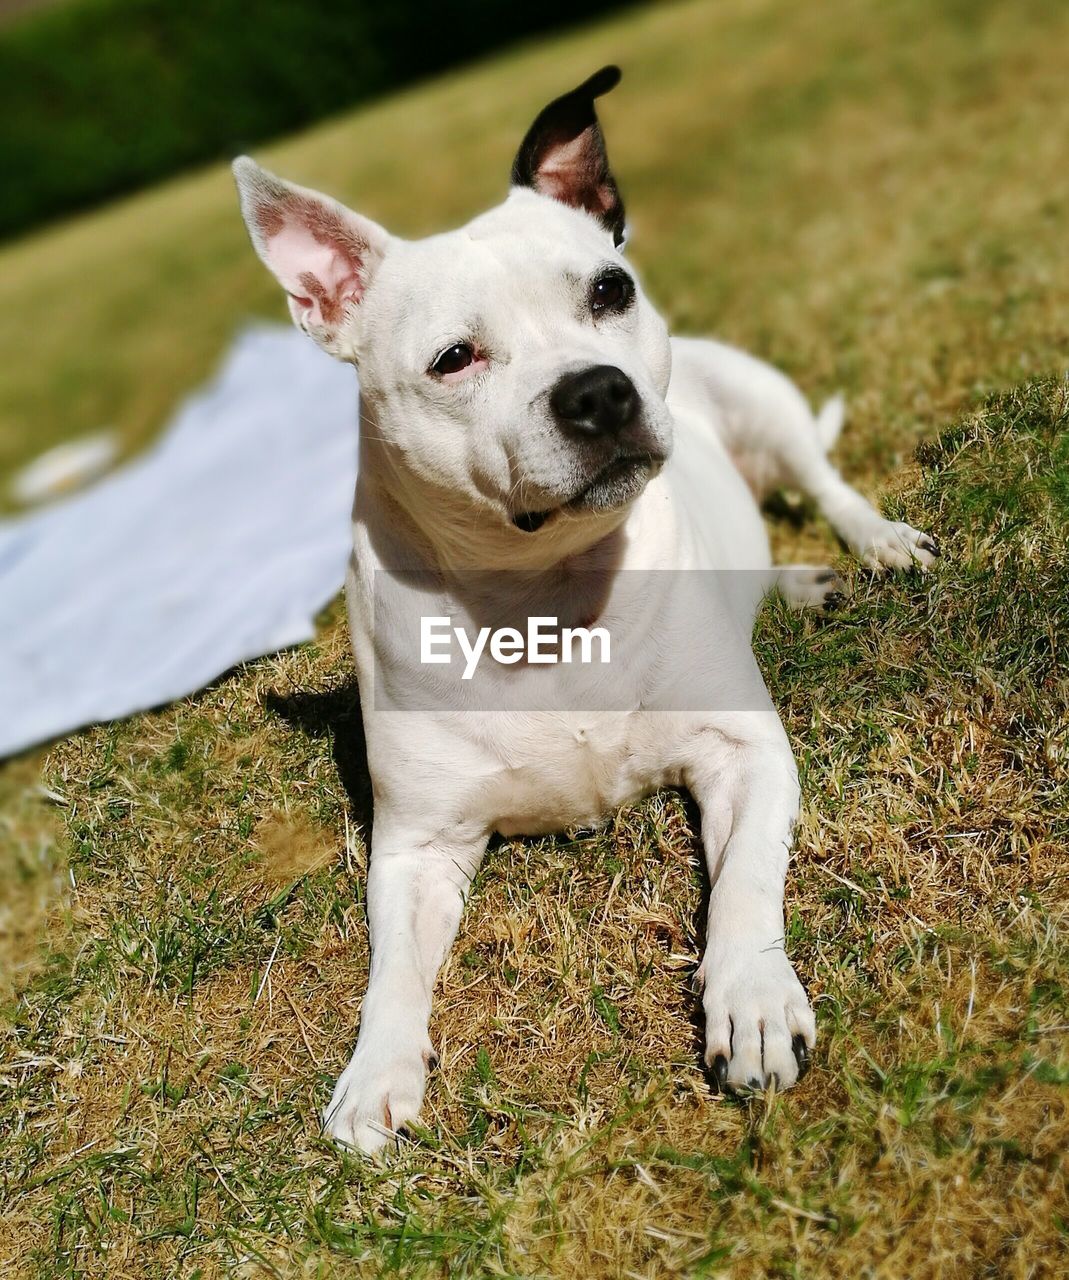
<box><xmin>511</xmin><ymin>66</ymin><xmax>626</xmax><ymax>247</ymax></box>
<box><xmin>232</xmin><ymin>157</ymin><xmax>390</xmax><ymax>361</ymax></box>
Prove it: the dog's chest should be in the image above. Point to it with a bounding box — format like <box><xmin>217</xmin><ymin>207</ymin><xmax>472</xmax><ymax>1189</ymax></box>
<box><xmin>480</xmin><ymin>711</ymin><xmax>680</xmax><ymax>836</ymax></box>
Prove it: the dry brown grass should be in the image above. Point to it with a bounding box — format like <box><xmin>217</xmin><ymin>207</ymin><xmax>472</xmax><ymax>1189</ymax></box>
<box><xmin>2</xmin><ymin>0</ymin><xmax>1069</xmax><ymax>1275</ymax></box>
<box><xmin>0</xmin><ymin>759</ymin><xmax>68</xmax><ymax>1005</ymax></box>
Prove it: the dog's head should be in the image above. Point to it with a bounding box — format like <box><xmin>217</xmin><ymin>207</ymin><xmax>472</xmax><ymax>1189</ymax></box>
<box><xmin>234</xmin><ymin>67</ymin><xmax>673</xmax><ymax>562</ymax></box>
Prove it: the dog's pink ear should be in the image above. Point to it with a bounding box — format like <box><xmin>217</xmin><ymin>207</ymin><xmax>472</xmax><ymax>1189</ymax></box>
<box><xmin>232</xmin><ymin>157</ymin><xmax>389</xmax><ymax>359</ymax></box>
<box><xmin>511</xmin><ymin>66</ymin><xmax>626</xmax><ymax>247</ymax></box>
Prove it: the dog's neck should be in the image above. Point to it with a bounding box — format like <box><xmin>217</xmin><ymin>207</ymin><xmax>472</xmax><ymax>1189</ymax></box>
<box><xmin>356</xmin><ymin>430</ymin><xmax>634</xmax><ymax>581</ymax></box>
<box><xmin>354</xmin><ymin>446</ymin><xmax>641</xmax><ymax>640</ymax></box>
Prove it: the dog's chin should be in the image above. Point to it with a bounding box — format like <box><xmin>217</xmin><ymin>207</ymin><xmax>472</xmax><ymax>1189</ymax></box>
<box><xmin>511</xmin><ymin>455</ymin><xmax>663</xmax><ymax>535</ymax></box>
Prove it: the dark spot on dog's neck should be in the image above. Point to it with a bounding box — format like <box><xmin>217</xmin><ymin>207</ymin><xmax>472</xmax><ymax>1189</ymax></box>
<box><xmin>513</xmin><ymin>510</ymin><xmax>550</xmax><ymax>533</ymax></box>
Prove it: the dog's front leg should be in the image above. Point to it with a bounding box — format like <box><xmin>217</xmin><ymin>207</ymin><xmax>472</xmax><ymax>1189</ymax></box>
<box><xmin>323</xmin><ymin>820</ymin><xmax>487</xmax><ymax>1152</ymax></box>
<box><xmin>685</xmin><ymin>717</ymin><xmax>816</xmax><ymax>1092</ymax></box>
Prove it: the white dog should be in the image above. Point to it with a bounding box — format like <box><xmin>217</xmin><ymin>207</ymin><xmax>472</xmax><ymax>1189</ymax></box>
<box><xmin>234</xmin><ymin>67</ymin><xmax>937</xmax><ymax>1153</ymax></box>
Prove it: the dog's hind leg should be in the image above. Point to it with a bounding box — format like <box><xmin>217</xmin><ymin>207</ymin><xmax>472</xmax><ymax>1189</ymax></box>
<box><xmin>775</xmin><ymin>565</ymin><xmax>848</xmax><ymax>611</ymax></box>
<box><xmin>669</xmin><ymin>337</ymin><xmax>940</xmax><ymax>570</ymax></box>
<box><xmin>779</xmin><ymin>420</ymin><xmax>941</xmax><ymax>571</ymax></box>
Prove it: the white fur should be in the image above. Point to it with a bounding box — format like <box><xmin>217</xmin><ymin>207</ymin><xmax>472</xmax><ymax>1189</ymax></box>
<box><xmin>234</xmin><ymin>151</ymin><xmax>934</xmax><ymax>1154</ymax></box>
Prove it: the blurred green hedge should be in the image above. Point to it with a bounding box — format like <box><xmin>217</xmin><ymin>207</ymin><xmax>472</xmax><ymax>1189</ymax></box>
<box><xmin>1</xmin><ymin>0</ymin><xmax>624</xmax><ymax>241</ymax></box>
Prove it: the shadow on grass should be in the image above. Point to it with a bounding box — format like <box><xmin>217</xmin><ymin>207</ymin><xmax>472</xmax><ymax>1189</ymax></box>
<box><xmin>263</xmin><ymin>680</ymin><xmax>375</xmax><ymax>834</ymax></box>
<box><xmin>676</xmin><ymin>789</ymin><xmax>726</xmax><ymax>1092</ymax></box>
<box><xmin>762</xmin><ymin>490</ymin><xmax>812</xmax><ymax>530</ymax></box>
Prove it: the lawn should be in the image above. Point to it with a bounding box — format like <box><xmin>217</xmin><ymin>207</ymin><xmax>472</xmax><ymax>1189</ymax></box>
<box><xmin>1</xmin><ymin>0</ymin><xmax>1068</xmax><ymax>1275</ymax></box>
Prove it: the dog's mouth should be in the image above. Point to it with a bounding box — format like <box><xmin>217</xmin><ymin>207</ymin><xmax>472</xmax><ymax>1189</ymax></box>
<box><xmin>511</xmin><ymin>453</ymin><xmax>664</xmax><ymax>534</ymax></box>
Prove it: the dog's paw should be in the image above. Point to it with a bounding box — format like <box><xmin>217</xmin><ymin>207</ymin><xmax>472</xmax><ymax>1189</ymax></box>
<box><xmin>777</xmin><ymin>566</ymin><xmax>849</xmax><ymax>612</ymax></box>
<box><xmin>322</xmin><ymin>1038</ymin><xmax>434</xmax><ymax>1154</ymax></box>
<box><xmin>700</xmin><ymin>943</ymin><xmax>815</xmax><ymax>1093</ymax></box>
<box><xmin>854</xmin><ymin>520</ymin><xmax>940</xmax><ymax>571</ymax></box>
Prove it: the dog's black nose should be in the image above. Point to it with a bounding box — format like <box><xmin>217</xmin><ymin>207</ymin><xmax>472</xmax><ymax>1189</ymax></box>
<box><xmin>550</xmin><ymin>365</ymin><xmax>638</xmax><ymax>439</ymax></box>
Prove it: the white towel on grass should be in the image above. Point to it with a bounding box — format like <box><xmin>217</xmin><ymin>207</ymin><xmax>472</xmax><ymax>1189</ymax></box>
<box><xmin>0</xmin><ymin>325</ymin><xmax>359</xmax><ymax>759</ymax></box>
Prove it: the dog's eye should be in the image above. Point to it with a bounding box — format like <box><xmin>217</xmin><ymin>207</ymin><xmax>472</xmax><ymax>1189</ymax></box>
<box><xmin>589</xmin><ymin>270</ymin><xmax>634</xmax><ymax>316</ymax></box>
<box><xmin>431</xmin><ymin>343</ymin><xmax>475</xmax><ymax>376</ymax></box>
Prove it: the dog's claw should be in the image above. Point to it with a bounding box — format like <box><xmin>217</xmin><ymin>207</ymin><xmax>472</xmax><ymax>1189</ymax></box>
<box><xmin>712</xmin><ymin>1054</ymin><xmax>729</xmax><ymax>1090</ymax></box>
<box><xmin>822</xmin><ymin>591</ymin><xmax>846</xmax><ymax>613</ymax></box>
<box><xmin>792</xmin><ymin>1034</ymin><xmax>810</xmax><ymax>1078</ymax></box>
<box><xmin>856</xmin><ymin>519</ymin><xmax>940</xmax><ymax>570</ymax></box>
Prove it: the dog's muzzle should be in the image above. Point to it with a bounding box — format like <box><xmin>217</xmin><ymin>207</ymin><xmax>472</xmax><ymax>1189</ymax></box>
<box><xmin>511</xmin><ymin>364</ymin><xmax>666</xmax><ymax>534</ymax></box>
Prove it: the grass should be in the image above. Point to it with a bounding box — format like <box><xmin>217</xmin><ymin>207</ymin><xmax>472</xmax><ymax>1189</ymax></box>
<box><xmin>1</xmin><ymin>0</ymin><xmax>1068</xmax><ymax>1274</ymax></box>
